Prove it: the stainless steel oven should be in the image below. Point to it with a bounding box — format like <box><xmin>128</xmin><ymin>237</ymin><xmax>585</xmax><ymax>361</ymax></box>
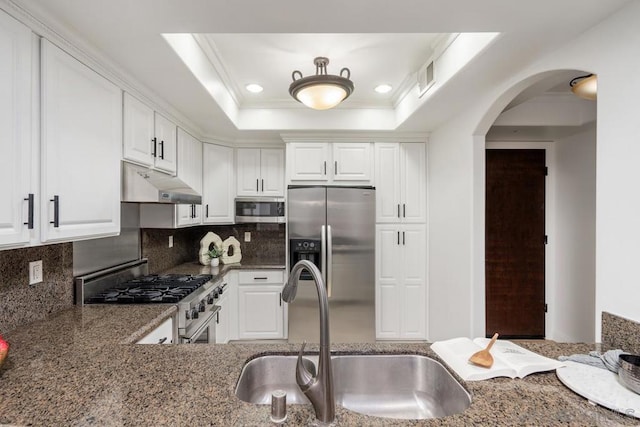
<box><xmin>235</xmin><ymin>197</ymin><xmax>285</xmax><ymax>223</ymax></box>
<box><xmin>179</xmin><ymin>305</ymin><xmax>219</xmax><ymax>344</ymax></box>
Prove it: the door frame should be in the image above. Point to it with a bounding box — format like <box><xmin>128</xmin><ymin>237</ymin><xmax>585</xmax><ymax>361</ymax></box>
<box><xmin>484</xmin><ymin>141</ymin><xmax>556</xmax><ymax>339</ymax></box>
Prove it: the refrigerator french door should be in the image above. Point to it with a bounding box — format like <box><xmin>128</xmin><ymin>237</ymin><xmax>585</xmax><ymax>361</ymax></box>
<box><xmin>287</xmin><ymin>186</ymin><xmax>375</xmax><ymax>343</ymax></box>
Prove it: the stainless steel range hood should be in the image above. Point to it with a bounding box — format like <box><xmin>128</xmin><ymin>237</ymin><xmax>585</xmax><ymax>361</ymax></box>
<box><xmin>122</xmin><ymin>162</ymin><xmax>201</xmax><ymax>204</ymax></box>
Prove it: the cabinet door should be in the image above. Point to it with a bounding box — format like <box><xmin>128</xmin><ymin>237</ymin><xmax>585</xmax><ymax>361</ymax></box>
<box><xmin>261</xmin><ymin>149</ymin><xmax>285</xmax><ymax>196</ymax></box>
<box><xmin>203</xmin><ymin>143</ymin><xmax>234</xmax><ymax>223</ymax></box>
<box><xmin>0</xmin><ymin>12</ymin><xmax>32</xmax><ymax>248</ymax></box>
<box><xmin>137</xmin><ymin>317</ymin><xmax>173</xmax><ymax>344</ymax></box>
<box><xmin>400</xmin><ymin>224</ymin><xmax>426</xmax><ymax>338</ymax></box>
<box><xmin>374</xmin><ymin>143</ymin><xmax>401</xmax><ymax>223</ymax></box>
<box><xmin>40</xmin><ymin>40</ymin><xmax>121</xmax><ymax>242</ymax></box>
<box><xmin>177</xmin><ymin>128</ymin><xmax>202</xmax><ymax>194</ymax></box>
<box><xmin>238</xmin><ymin>284</ymin><xmax>284</xmax><ymax>339</ymax></box>
<box><xmin>332</xmin><ymin>143</ymin><xmax>372</xmax><ymax>182</ymax></box>
<box><xmin>236</xmin><ymin>148</ymin><xmax>261</xmax><ymax>196</ymax></box>
<box><xmin>123</xmin><ymin>93</ymin><xmax>154</xmax><ymax>167</ymax></box>
<box><xmin>401</xmin><ymin>143</ymin><xmax>426</xmax><ymax>223</ymax></box>
<box><xmin>215</xmin><ymin>295</ymin><xmax>230</xmax><ymax>344</ymax></box>
<box><xmin>375</xmin><ymin>225</ymin><xmax>402</xmax><ymax>339</ymax></box>
<box><xmin>153</xmin><ymin>113</ymin><xmax>177</xmax><ymax>174</ymax></box>
<box><xmin>288</xmin><ymin>142</ymin><xmax>329</xmax><ymax>181</ymax></box>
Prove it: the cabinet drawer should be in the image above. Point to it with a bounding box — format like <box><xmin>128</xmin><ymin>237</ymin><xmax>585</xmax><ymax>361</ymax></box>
<box><xmin>239</xmin><ymin>270</ymin><xmax>284</xmax><ymax>284</ymax></box>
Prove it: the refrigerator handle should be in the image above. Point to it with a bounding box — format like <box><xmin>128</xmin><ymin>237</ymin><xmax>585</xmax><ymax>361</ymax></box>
<box><xmin>327</xmin><ymin>225</ymin><xmax>333</xmax><ymax>298</ymax></box>
<box><xmin>321</xmin><ymin>225</ymin><xmax>327</xmax><ymax>288</ymax></box>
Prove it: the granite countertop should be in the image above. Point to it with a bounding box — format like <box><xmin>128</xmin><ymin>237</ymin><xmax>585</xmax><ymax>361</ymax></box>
<box><xmin>0</xmin><ymin>264</ymin><xmax>636</xmax><ymax>425</ymax></box>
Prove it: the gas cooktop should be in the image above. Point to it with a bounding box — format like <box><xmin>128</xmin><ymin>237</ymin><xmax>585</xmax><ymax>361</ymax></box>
<box><xmin>87</xmin><ymin>274</ymin><xmax>213</xmax><ymax>304</ymax></box>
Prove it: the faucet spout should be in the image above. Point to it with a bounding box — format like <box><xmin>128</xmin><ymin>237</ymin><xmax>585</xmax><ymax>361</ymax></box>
<box><xmin>284</xmin><ymin>260</ymin><xmax>335</xmax><ymax>424</ymax></box>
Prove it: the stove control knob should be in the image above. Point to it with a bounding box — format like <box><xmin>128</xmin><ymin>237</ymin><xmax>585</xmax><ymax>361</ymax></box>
<box><xmin>219</xmin><ymin>286</ymin><xmax>224</xmax><ymax>295</ymax></box>
<box><xmin>207</xmin><ymin>293</ymin><xmax>214</xmax><ymax>304</ymax></box>
<box><xmin>185</xmin><ymin>309</ymin><xmax>191</xmax><ymax>320</ymax></box>
<box><xmin>191</xmin><ymin>307</ymin><xmax>199</xmax><ymax>319</ymax></box>
<box><xmin>198</xmin><ymin>301</ymin><xmax>206</xmax><ymax>312</ymax></box>
<box><xmin>213</xmin><ymin>289</ymin><xmax>219</xmax><ymax>299</ymax></box>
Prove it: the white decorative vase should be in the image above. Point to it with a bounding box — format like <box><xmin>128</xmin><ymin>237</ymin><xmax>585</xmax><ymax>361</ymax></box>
<box><xmin>210</xmin><ymin>257</ymin><xmax>219</xmax><ymax>267</ymax></box>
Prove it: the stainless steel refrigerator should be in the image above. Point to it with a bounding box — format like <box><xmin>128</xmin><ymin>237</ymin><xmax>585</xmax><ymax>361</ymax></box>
<box><xmin>287</xmin><ymin>186</ymin><xmax>375</xmax><ymax>343</ymax></box>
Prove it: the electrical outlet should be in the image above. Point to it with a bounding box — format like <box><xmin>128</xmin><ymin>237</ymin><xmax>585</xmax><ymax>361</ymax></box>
<box><xmin>244</xmin><ymin>232</ymin><xmax>251</xmax><ymax>242</ymax></box>
<box><xmin>169</xmin><ymin>235</ymin><xmax>174</xmax><ymax>248</ymax></box>
<box><xmin>29</xmin><ymin>260</ymin><xmax>43</xmax><ymax>285</ymax></box>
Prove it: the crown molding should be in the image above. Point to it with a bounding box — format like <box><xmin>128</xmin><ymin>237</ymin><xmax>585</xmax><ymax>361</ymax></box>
<box><xmin>1</xmin><ymin>0</ymin><xmax>207</xmax><ymax>140</ymax></box>
<box><xmin>280</xmin><ymin>131</ymin><xmax>428</xmax><ymax>144</ymax></box>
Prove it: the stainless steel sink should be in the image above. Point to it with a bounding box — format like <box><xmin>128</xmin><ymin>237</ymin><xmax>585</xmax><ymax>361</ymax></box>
<box><xmin>235</xmin><ymin>354</ymin><xmax>471</xmax><ymax>420</ymax></box>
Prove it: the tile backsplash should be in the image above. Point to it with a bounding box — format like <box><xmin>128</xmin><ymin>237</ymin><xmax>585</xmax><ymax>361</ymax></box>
<box><xmin>142</xmin><ymin>223</ymin><xmax>285</xmax><ymax>274</ymax></box>
<box><xmin>0</xmin><ymin>243</ymin><xmax>73</xmax><ymax>333</ymax></box>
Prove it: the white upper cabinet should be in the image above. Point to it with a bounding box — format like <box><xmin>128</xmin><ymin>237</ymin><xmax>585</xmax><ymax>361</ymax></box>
<box><xmin>40</xmin><ymin>40</ymin><xmax>121</xmax><ymax>242</ymax></box>
<box><xmin>123</xmin><ymin>93</ymin><xmax>177</xmax><ymax>175</ymax></box>
<box><xmin>0</xmin><ymin>11</ymin><xmax>33</xmax><ymax>248</ymax></box>
<box><xmin>236</xmin><ymin>148</ymin><xmax>284</xmax><ymax>197</ymax></box>
<box><xmin>203</xmin><ymin>143</ymin><xmax>234</xmax><ymax>224</ymax></box>
<box><xmin>287</xmin><ymin>142</ymin><xmax>373</xmax><ymax>185</ymax></box>
<box><xmin>287</xmin><ymin>142</ymin><xmax>330</xmax><ymax>182</ymax></box>
<box><xmin>153</xmin><ymin>112</ymin><xmax>177</xmax><ymax>174</ymax></box>
<box><xmin>176</xmin><ymin>128</ymin><xmax>202</xmax><ymax>227</ymax></box>
<box><xmin>374</xmin><ymin>143</ymin><xmax>426</xmax><ymax>223</ymax></box>
<box><xmin>332</xmin><ymin>143</ymin><xmax>372</xmax><ymax>182</ymax></box>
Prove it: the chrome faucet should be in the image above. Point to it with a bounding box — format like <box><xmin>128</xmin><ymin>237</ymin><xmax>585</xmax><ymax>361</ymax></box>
<box><xmin>282</xmin><ymin>260</ymin><xmax>335</xmax><ymax>424</ymax></box>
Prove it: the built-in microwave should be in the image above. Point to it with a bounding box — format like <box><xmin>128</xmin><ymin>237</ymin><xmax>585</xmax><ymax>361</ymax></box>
<box><xmin>235</xmin><ymin>197</ymin><xmax>286</xmax><ymax>223</ymax></box>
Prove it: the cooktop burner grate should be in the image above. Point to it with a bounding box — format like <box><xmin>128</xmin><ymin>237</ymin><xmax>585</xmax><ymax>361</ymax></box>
<box><xmin>86</xmin><ymin>274</ymin><xmax>213</xmax><ymax>304</ymax></box>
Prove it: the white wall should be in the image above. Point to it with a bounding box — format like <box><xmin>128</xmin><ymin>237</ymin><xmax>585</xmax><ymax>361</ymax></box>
<box><xmin>553</xmin><ymin>126</ymin><xmax>596</xmax><ymax>342</ymax></box>
<box><xmin>428</xmin><ymin>1</ymin><xmax>640</xmax><ymax>341</ymax></box>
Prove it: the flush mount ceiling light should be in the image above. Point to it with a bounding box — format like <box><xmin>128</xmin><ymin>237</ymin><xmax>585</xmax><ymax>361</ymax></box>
<box><xmin>570</xmin><ymin>74</ymin><xmax>597</xmax><ymax>100</ymax></box>
<box><xmin>289</xmin><ymin>57</ymin><xmax>354</xmax><ymax>110</ymax></box>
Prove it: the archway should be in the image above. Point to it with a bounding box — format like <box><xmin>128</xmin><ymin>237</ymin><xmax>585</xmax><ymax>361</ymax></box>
<box><xmin>473</xmin><ymin>70</ymin><xmax>597</xmax><ymax>342</ymax></box>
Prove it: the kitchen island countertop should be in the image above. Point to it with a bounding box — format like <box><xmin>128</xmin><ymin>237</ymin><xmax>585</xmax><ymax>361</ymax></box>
<box><xmin>0</xmin><ymin>267</ymin><xmax>637</xmax><ymax>425</ymax></box>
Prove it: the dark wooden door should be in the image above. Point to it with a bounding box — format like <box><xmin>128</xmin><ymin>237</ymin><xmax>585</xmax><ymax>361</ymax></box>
<box><xmin>485</xmin><ymin>149</ymin><xmax>546</xmax><ymax>338</ymax></box>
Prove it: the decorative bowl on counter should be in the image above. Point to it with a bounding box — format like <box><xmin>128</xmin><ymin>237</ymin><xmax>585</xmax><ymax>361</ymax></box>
<box><xmin>619</xmin><ymin>354</ymin><xmax>640</xmax><ymax>395</ymax></box>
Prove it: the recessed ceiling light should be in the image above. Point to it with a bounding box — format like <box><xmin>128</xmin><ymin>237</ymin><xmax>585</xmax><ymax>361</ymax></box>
<box><xmin>374</xmin><ymin>84</ymin><xmax>392</xmax><ymax>94</ymax></box>
<box><xmin>246</xmin><ymin>83</ymin><xmax>263</xmax><ymax>93</ymax></box>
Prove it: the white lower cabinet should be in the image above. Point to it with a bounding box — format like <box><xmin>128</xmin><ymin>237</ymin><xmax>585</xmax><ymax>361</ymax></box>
<box><xmin>375</xmin><ymin>224</ymin><xmax>426</xmax><ymax>340</ymax></box>
<box><xmin>215</xmin><ymin>291</ymin><xmax>230</xmax><ymax>344</ymax></box>
<box><xmin>237</xmin><ymin>270</ymin><xmax>285</xmax><ymax>339</ymax></box>
<box><xmin>137</xmin><ymin>317</ymin><xmax>174</xmax><ymax>344</ymax></box>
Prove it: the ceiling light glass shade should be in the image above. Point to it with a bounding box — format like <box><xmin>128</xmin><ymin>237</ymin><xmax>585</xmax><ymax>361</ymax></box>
<box><xmin>570</xmin><ymin>74</ymin><xmax>597</xmax><ymax>100</ymax></box>
<box><xmin>290</xmin><ymin>57</ymin><xmax>354</xmax><ymax>110</ymax></box>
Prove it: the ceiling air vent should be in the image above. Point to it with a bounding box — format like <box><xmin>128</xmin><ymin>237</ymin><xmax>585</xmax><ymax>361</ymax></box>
<box><xmin>417</xmin><ymin>60</ymin><xmax>435</xmax><ymax>98</ymax></box>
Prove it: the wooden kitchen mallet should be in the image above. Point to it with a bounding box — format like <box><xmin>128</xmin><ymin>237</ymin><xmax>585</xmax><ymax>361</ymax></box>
<box><xmin>469</xmin><ymin>333</ymin><xmax>499</xmax><ymax>368</ymax></box>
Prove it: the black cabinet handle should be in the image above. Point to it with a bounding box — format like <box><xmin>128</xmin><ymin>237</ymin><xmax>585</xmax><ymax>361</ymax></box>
<box><xmin>403</xmin><ymin>204</ymin><xmax>406</xmax><ymax>218</ymax></box>
<box><xmin>50</xmin><ymin>195</ymin><xmax>59</xmax><ymax>228</ymax></box>
<box><xmin>152</xmin><ymin>137</ymin><xmax>157</xmax><ymax>157</ymax></box>
<box><xmin>323</xmin><ymin>161</ymin><xmax>327</xmax><ymax>175</ymax></box>
<box><xmin>397</xmin><ymin>231</ymin><xmax>400</xmax><ymax>245</ymax></box>
<box><xmin>216</xmin><ymin>312</ymin><xmax>220</xmax><ymax>324</ymax></box>
<box><xmin>397</xmin><ymin>204</ymin><xmax>400</xmax><ymax>218</ymax></box>
<box><xmin>206</xmin><ymin>204</ymin><xmax>209</xmax><ymax>218</ymax></box>
<box><xmin>159</xmin><ymin>140</ymin><xmax>165</xmax><ymax>159</ymax></box>
<box><xmin>256</xmin><ymin>179</ymin><xmax>259</xmax><ymax>192</ymax></box>
<box><xmin>254</xmin><ymin>277</ymin><xmax>268</xmax><ymax>280</ymax></box>
<box><xmin>24</xmin><ymin>193</ymin><xmax>34</xmax><ymax>229</ymax></box>
<box><xmin>279</xmin><ymin>293</ymin><xmax>282</xmax><ymax>307</ymax></box>
<box><xmin>334</xmin><ymin>161</ymin><xmax>337</xmax><ymax>175</ymax></box>
<box><xmin>403</xmin><ymin>231</ymin><xmax>405</xmax><ymax>245</ymax></box>
<box><xmin>261</xmin><ymin>179</ymin><xmax>264</xmax><ymax>192</ymax></box>
<box><xmin>158</xmin><ymin>337</ymin><xmax>168</xmax><ymax>344</ymax></box>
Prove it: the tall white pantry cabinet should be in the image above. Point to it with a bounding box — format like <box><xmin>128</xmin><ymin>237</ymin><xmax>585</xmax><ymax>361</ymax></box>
<box><xmin>374</xmin><ymin>143</ymin><xmax>427</xmax><ymax>340</ymax></box>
